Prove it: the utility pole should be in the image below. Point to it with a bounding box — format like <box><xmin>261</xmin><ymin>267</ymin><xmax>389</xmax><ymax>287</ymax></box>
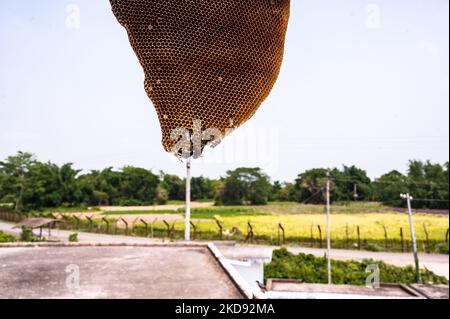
<box><xmin>401</xmin><ymin>193</ymin><xmax>421</xmax><ymax>283</ymax></box>
<box><xmin>185</xmin><ymin>157</ymin><xmax>192</xmax><ymax>241</ymax></box>
<box><xmin>326</xmin><ymin>171</ymin><xmax>332</xmax><ymax>285</ymax></box>
<box><xmin>353</xmin><ymin>183</ymin><xmax>358</xmax><ymax>201</ymax></box>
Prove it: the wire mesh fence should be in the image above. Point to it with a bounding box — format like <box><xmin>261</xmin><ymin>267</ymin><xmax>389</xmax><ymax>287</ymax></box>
<box><xmin>0</xmin><ymin>210</ymin><xmax>448</xmax><ymax>253</ymax></box>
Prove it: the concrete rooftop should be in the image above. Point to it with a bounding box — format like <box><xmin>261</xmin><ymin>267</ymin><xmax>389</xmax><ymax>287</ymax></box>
<box><xmin>0</xmin><ymin>244</ymin><xmax>245</xmax><ymax>299</ymax></box>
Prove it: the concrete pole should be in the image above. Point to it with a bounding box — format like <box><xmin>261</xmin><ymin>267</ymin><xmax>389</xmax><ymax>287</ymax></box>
<box><xmin>184</xmin><ymin>157</ymin><xmax>192</xmax><ymax>241</ymax></box>
<box><xmin>405</xmin><ymin>193</ymin><xmax>421</xmax><ymax>283</ymax></box>
<box><xmin>326</xmin><ymin>171</ymin><xmax>332</xmax><ymax>285</ymax></box>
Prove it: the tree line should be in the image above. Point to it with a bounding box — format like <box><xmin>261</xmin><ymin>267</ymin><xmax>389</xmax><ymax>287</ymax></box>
<box><xmin>0</xmin><ymin>152</ymin><xmax>448</xmax><ymax>212</ymax></box>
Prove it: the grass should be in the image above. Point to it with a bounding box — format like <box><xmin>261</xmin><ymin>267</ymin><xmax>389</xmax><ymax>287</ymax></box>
<box><xmin>178</xmin><ymin>207</ymin><xmax>269</xmax><ymax>219</ymax></box>
<box><xmin>8</xmin><ymin>201</ymin><xmax>448</xmax><ymax>253</ymax></box>
<box><xmin>128</xmin><ymin>211</ymin><xmax>449</xmax><ymax>253</ymax></box>
<box><xmin>258</xmin><ymin>201</ymin><xmax>389</xmax><ymax>214</ymax></box>
<box><xmin>104</xmin><ymin>210</ymin><xmax>177</xmax><ymax>216</ymax></box>
<box><xmin>264</xmin><ymin>248</ymin><xmax>448</xmax><ymax>285</ymax></box>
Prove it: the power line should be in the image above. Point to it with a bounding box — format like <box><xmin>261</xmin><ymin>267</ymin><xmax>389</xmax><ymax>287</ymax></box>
<box><xmin>412</xmin><ymin>198</ymin><xmax>450</xmax><ymax>203</ymax></box>
<box><xmin>329</xmin><ymin>176</ymin><xmax>449</xmax><ymax>189</ymax></box>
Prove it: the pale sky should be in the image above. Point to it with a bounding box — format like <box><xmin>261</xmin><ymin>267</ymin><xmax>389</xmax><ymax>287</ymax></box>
<box><xmin>0</xmin><ymin>0</ymin><xmax>449</xmax><ymax>182</ymax></box>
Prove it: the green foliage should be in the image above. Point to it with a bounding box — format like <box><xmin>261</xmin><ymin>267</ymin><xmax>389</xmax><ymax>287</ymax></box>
<box><xmin>160</xmin><ymin>173</ymin><xmax>216</xmax><ymax>201</ymax></box>
<box><xmin>372</xmin><ymin>170</ymin><xmax>408</xmax><ymax>207</ymax></box>
<box><xmin>20</xmin><ymin>226</ymin><xmax>41</xmax><ymax>242</ymax></box>
<box><xmin>0</xmin><ymin>152</ymin><xmax>36</xmax><ymax>211</ymax></box>
<box><xmin>104</xmin><ymin>210</ymin><xmax>176</xmax><ymax>215</ymax></box>
<box><xmin>434</xmin><ymin>243</ymin><xmax>449</xmax><ymax>254</ymax></box>
<box><xmin>155</xmin><ymin>185</ymin><xmax>169</xmax><ymax>205</ymax></box>
<box><xmin>0</xmin><ymin>230</ymin><xmax>17</xmax><ymax>243</ymax></box>
<box><xmin>215</xmin><ymin>168</ymin><xmax>272</xmax><ymax>205</ymax></box>
<box><xmin>68</xmin><ymin>233</ymin><xmax>78</xmax><ymax>242</ymax></box>
<box><xmin>292</xmin><ymin>166</ymin><xmax>372</xmax><ymax>204</ymax></box>
<box><xmin>178</xmin><ymin>206</ymin><xmax>268</xmax><ymax>219</ymax></box>
<box><xmin>0</xmin><ymin>152</ymin><xmax>448</xmax><ymax>211</ymax></box>
<box><xmin>265</xmin><ymin>248</ymin><xmax>449</xmax><ymax>285</ymax></box>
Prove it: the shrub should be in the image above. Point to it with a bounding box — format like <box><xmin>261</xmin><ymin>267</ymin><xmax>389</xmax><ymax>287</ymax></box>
<box><xmin>365</xmin><ymin>242</ymin><xmax>383</xmax><ymax>252</ymax></box>
<box><xmin>20</xmin><ymin>226</ymin><xmax>41</xmax><ymax>242</ymax></box>
<box><xmin>69</xmin><ymin>233</ymin><xmax>78</xmax><ymax>242</ymax></box>
<box><xmin>264</xmin><ymin>248</ymin><xmax>448</xmax><ymax>285</ymax></box>
<box><xmin>434</xmin><ymin>243</ymin><xmax>449</xmax><ymax>254</ymax></box>
<box><xmin>0</xmin><ymin>230</ymin><xmax>17</xmax><ymax>243</ymax></box>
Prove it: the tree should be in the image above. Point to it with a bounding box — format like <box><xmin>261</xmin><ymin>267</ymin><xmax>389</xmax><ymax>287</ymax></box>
<box><xmin>276</xmin><ymin>182</ymin><xmax>297</xmax><ymax>202</ymax></box>
<box><xmin>0</xmin><ymin>152</ymin><xmax>35</xmax><ymax>211</ymax></box>
<box><xmin>269</xmin><ymin>181</ymin><xmax>283</xmax><ymax>202</ymax></box>
<box><xmin>191</xmin><ymin>176</ymin><xmax>215</xmax><ymax>200</ymax></box>
<box><xmin>118</xmin><ymin>166</ymin><xmax>160</xmax><ymax>205</ymax></box>
<box><xmin>335</xmin><ymin>165</ymin><xmax>372</xmax><ymax>201</ymax></box>
<box><xmin>155</xmin><ymin>185</ymin><xmax>169</xmax><ymax>204</ymax></box>
<box><xmin>293</xmin><ymin>168</ymin><xmax>329</xmax><ymax>204</ymax></box>
<box><xmin>372</xmin><ymin>170</ymin><xmax>408</xmax><ymax>207</ymax></box>
<box><xmin>407</xmin><ymin>160</ymin><xmax>449</xmax><ymax>209</ymax></box>
<box><xmin>161</xmin><ymin>173</ymin><xmax>185</xmax><ymax>201</ymax></box>
<box><xmin>215</xmin><ymin>168</ymin><xmax>271</xmax><ymax>205</ymax></box>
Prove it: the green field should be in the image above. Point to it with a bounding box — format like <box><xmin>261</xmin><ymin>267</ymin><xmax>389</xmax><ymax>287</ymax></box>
<box><xmin>137</xmin><ymin>210</ymin><xmax>448</xmax><ymax>252</ymax></box>
<box><xmin>104</xmin><ymin>210</ymin><xmax>177</xmax><ymax>216</ymax></box>
<box><xmin>97</xmin><ymin>202</ymin><xmax>449</xmax><ymax>253</ymax></box>
<box><xmin>19</xmin><ymin>201</ymin><xmax>449</xmax><ymax>253</ymax></box>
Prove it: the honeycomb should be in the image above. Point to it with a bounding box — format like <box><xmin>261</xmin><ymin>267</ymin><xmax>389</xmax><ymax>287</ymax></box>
<box><xmin>110</xmin><ymin>0</ymin><xmax>290</xmax><ymax>156</ymax></box>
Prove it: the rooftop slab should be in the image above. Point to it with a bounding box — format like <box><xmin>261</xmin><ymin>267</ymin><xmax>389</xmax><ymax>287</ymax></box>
<box><xmin>266</xmin><ymin>279</ymin><xmax>424</xmax><ymax>299</ymax></box>
<box><xmin>0</xmin><ymin>244</ymin><xmax>245</xmax><ymax>299</ymax></box>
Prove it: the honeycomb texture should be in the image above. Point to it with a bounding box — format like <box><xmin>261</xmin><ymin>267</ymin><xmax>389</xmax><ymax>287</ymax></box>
<box><xmin>110</xmin><ymin>0</ymin><xmax>290</xmax><ymax>155</ymax></box>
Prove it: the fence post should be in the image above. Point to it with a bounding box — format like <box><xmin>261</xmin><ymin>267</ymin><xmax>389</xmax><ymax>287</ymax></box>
<box><xmin>400</xmin><ymin>227</ymin><xmax>405</xmax><ymax>252</ymax></box>
<box><xmin>114</xmin><ymin>219</ymin><xmax>119</xmax><ymax>235</ymax></box>
<box><xmin>190</xmin><ymin>221</ymin><xmax>197</xmax><ymax>240</ymax></box>
<box><xmin>446</xmin><ymin>228</ymin><xmax>449</xmax><ymax>243</ymax></box>
<box><xmin>346</xmin><ymin>223</ymin><xmax>349</xmax><ymax>249</ymax></box>
<box><xmin>247</xmin><ymin>222</ymin><xmax>254</xmax><ymax>244</ymax></box>
<box><xmin>215</xmin><ymin>219</ymin><xmax>223</xmax><ymax>240</ymax></box>
<box><xmin>141</xmin><ymin>219</ymin><xmax>149</xmax><ymax>237</ymax></box>
<box><xmin>310</xmin><ymin>224</ymin><xmax>314</xmax><ymax>247</ymax></box>
<box><xmin>383</xmin><ymin>225</ymin><xmax>388</xmax><ymax>251</ymax></box>
<box><xmin>120</xmin><ymin>217</ymin><xmax>128</xmax><ymax>236</ymax></box>
<box><xmin>102</xmin><ymin>217</ymin><xmax>110</xmax><ymax>234</ymax></box>
<box><xmin>317</xmin><ymin>225</ymin><xmax>323</xmax><ymax>249</ymax></box>
<box><xmin>163</xmin><ymin>220</ymin><xmax>175</xmax><ymax>240</ymax></box>
<box><xmin>357</xmin><ymin>226</ymin><xmax>361</xmax><ymax>250</ymax></box>
<box><xmin>151</xmin><ymin>218</ymin><xmax>158</xmax><ymax>239</ymax></box>
<box><xmin>86</xmin><ymin>216</ymin><xmax>94</xmax><ymax>232</ymax></box>
<box><xmin>278</xmin><ymin>223</ymin><xmax>285</xmax><ymax>246</ymax></box>
<box><xmin>73</xmin><ymin>215</ymin><xmax>80</xmax><ymax>230</ymax></box>
<box><xmin>423</xmin><ymin>223</ymin><xmax>430</xmax><ymax>253</ymax></box>
<box><xmin>61</xmin><ymin>215</ymin><xmax>70</xmax><ymax>230</ymax></box>
<box><xmin>131</xmin><ymin>217</ymin><xmax>140</xmax><ymax>235</ymax></box>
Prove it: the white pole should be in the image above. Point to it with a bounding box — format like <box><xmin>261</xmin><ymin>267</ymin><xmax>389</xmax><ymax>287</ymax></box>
<box><xmin>404</xmin><ymin>193</ymin><xmax>421</xmax><ymax>283</ymax></box>
<box><xmin>326</xmin><ymin>171</ymin><xmax>332</xmax><ymax>285</ymax></box>
<box><xmin>185</xmin><ymin>157</ymin><xmax>191</xmax><ymax>241</ymax></box>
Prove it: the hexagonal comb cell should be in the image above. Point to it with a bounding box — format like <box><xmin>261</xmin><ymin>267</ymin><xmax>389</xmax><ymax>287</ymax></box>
<box><xmin>109</xmin><ymin>0</ymin><xmax>290</xmax><ymax>155</ymax></box>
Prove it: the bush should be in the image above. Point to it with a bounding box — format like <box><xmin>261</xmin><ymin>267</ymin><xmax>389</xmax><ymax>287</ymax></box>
<box><xmin>434</xmin><ymin>243</ymin><xmax>449</xmax><ymax>254</ymax></box>
<box><xmin>20</xmin><ymin>226</ymin><xmax>41</xmax><ymax>242</ymax></box>
<box><xmin>0</xmin><ymin>230</ymin><xmax>17</xmax><ymax>243</ymax></box>
<box><xmin>365</xmin><ymin>242</ymin><xmax>383</xmax><ymax>252</ymax></box>
<box><xmin>264</xmin><ymin>248</ymin><xmax>448</xmax><ymax>285</ymax></box>
<box><xmin>69</xmin><ymin>233</ymin><xmax>78</xmax><ymax>242</ymax></box>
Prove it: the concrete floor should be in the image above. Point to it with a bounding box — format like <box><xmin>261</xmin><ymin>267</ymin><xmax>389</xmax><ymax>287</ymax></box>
<box><xmin>0</xmin><ymin>246</ymin><xmax>244</xmax><ymax>299</ymax></box>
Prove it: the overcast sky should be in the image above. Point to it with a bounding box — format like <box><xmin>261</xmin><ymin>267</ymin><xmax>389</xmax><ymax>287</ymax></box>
<box><xmin>0</xmin><ymin>0</ymin><xmax>448</xmax><ymax>182</ymax></box>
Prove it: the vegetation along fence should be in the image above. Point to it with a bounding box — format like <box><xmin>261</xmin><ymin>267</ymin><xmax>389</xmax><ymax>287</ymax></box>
<box><xmin>0</xmin><ymin>211</ymin><xmax>448</xmax><ymax>254</ymax></box>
